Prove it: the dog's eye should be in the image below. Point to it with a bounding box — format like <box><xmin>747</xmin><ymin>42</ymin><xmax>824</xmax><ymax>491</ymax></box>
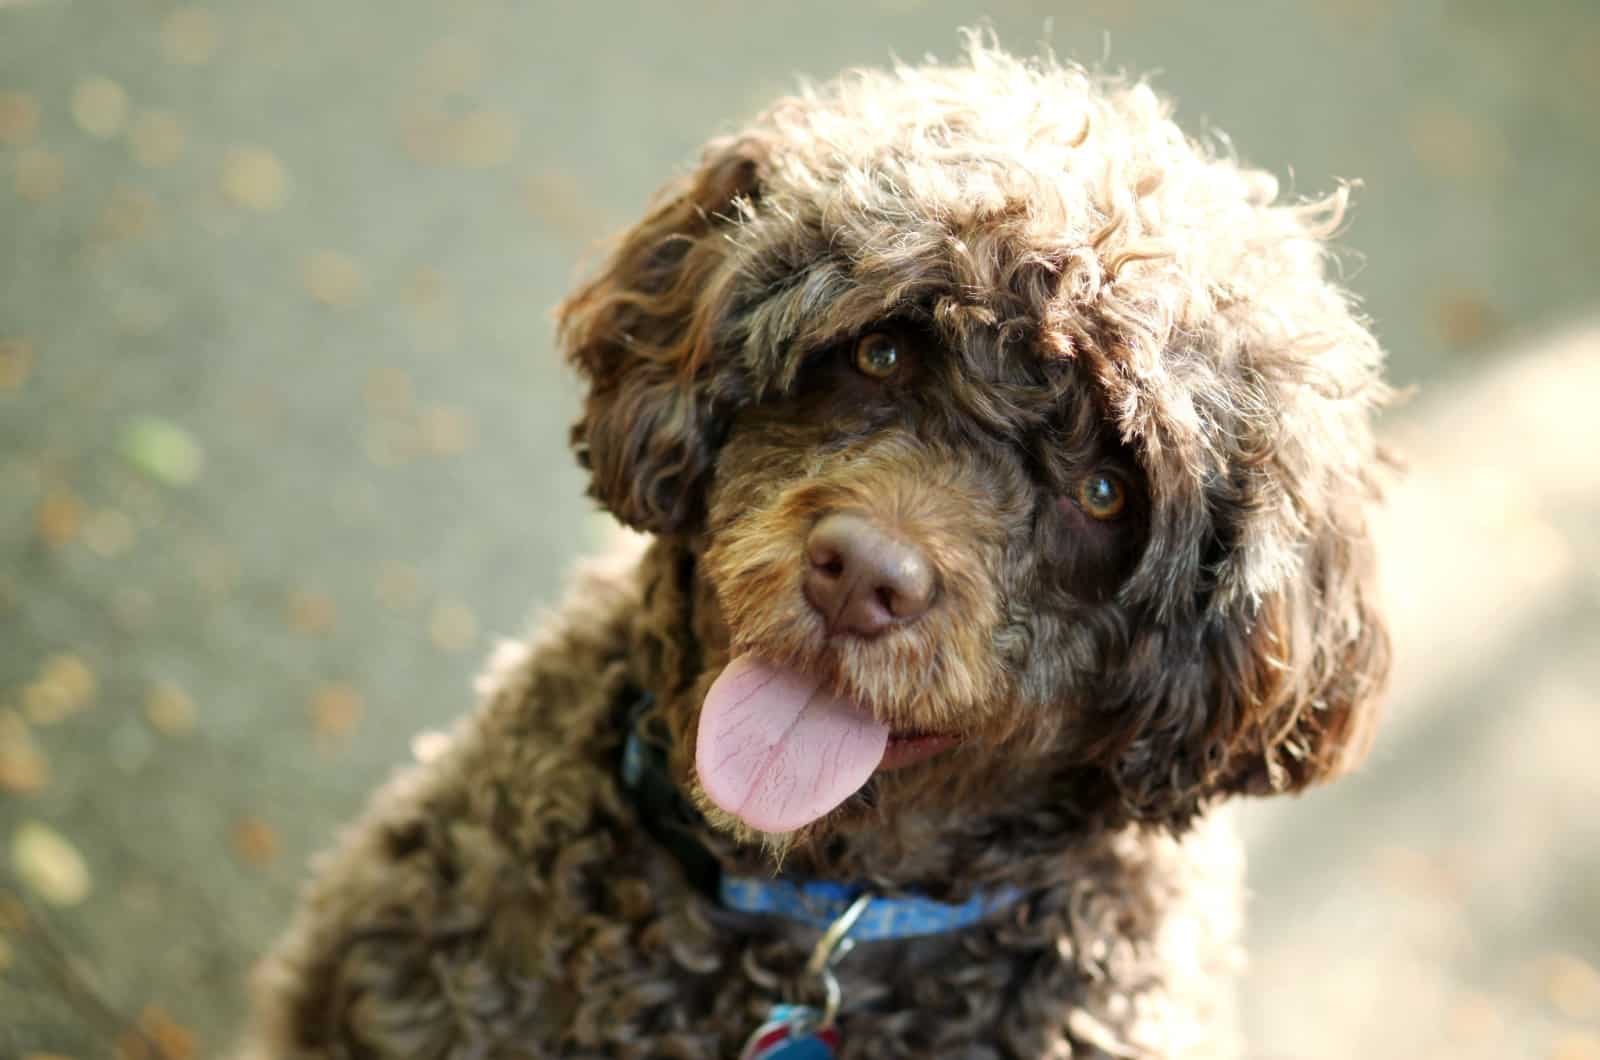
<box><xmin>1074</xmin><ymin>472</ymin><xmax>1127</xmax><ymax>520</ymax></box>
<box><xmin>852</xmin><ymin>332</ymin><xmax>901</xmax><ymax>380</ymax></box>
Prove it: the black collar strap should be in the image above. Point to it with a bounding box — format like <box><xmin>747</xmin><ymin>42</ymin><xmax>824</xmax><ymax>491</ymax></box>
<box><xmin>618</xmin><ymin>687</ymin><xmax>723</xmax><ymax>895</ymax></box>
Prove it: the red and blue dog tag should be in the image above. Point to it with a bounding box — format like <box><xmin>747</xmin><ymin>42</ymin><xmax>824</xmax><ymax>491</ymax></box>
<box><xmin>739</xmin><ymin>1005</ymin><xmax>840</xmax><ymax>1059</ymax></box>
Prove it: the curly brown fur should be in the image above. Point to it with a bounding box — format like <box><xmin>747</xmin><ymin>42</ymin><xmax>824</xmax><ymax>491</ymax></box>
<box><xmin>239</xmin><ymin>37</ymin><xmax>1389</xmax><ymax>1059</ymax></box>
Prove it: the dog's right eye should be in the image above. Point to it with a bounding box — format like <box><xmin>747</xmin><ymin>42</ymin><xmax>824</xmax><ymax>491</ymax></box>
<box><xmin>852</xmin><ymin>332</ymin><xmax>901</xmax><ymax>381</ymax></box>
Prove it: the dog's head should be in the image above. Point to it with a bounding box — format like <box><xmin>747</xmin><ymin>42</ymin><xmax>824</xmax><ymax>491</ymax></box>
<box><xmin>558</xmin><ymin>43</ymin><xmax>1390</xmax><ymax>847</ymax></box>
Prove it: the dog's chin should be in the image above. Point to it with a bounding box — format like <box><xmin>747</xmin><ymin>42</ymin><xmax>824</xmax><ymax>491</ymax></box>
<box><xmin>688</xmin><ymin>753</ymin><xmax>958</xmax><ymax>863</ymax></box>
<box><xmin>689</xmin><ymin>785</ymin><xmax>833</xmax><ymax>860</ymax></box>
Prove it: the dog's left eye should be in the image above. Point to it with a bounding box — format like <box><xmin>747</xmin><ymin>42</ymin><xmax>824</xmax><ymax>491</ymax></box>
<box><xmin>852</xmin><ymin>332</ymin><xmax>901</xmax><ymax>380</ymax></box>
<box><xmin>1073</xmin><ymin>472</ymin><xmax>1128</xmax><ymax>520</ymax></box>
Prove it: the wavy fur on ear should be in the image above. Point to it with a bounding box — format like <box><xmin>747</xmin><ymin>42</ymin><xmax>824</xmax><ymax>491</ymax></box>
<box><xmin>1062</xmin><ymin>176</ymin><xmax>1393</xmax><ymax>819</ymax></box>
<box><xmin>556</xmin><ymin>137</ymin><xmax>768</xmax><ymax>532</ymax></box>
<box><xmin>1230</xmin><ymin>515</ymin><xmax>1388</xmax><ymax>794</ymax></box>
<box><xmin>1101</xmin><ymin>499</ymin><xmax>1390</xmax><ymax>822</ymax></box>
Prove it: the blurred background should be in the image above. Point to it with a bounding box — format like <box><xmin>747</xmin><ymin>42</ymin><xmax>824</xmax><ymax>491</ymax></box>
<box><xmin>1</xmin><ymin>1</ymin><xmax>1597</xmax><ymax>1056</ymax></box>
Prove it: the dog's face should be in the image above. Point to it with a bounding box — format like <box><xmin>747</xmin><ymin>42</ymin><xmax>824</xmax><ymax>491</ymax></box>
<box><xmin>692</xmin><ymin>322</ymin><xmax>1151</xmax><ymax>838</ymax></box>
<box><xmin>559</xmin><ymin>46</ymin><xmax>1391</xmax><ymax>846</ymax></box>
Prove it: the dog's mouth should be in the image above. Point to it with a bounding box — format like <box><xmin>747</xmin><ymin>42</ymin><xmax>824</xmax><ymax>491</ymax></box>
<box><xmin>695</xmin><ymin>653</ymin><xmax>961</xmax><ymax>834</ymax></box>
<box><xmin>880</xmin><ymin>729</ymin><xmax>962</xmax><ymax>771</ymax></box>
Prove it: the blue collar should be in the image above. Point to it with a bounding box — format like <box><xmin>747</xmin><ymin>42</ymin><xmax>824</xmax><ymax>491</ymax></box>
<box><xmin>719</xmin><ymin>875</ymin><xmax>1024</xmax><ymax>941</ymax></box>
<box><xmin>620</xmin><ymin>700</ymin><xmax>1025</xmax><ymax>943</ymax></box>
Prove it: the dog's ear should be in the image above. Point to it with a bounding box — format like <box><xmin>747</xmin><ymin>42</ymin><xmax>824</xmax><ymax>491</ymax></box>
<box><xmin>1107</xmin><ymin>505</ymin><xmax>1395</xmax><ymax>819</ymax></box>
<box><xmin>1110</xmin><ymin>480</ymin><xmax>1391</xmax><ymax>820</ymax></box>
<box><xmin>556</xmin><ymin>136</ymin><xmax>768</xmax><ymax>533</ymax></box>
<box><xmin>1091</xmin><ymin>296</ymin><xmax>1393</xmax><ymax>820</ymax></box>
<box><xmin>1208</xmin><ymin>505</ymin><xmax>1389</xmax><ymax>797</ymax></box>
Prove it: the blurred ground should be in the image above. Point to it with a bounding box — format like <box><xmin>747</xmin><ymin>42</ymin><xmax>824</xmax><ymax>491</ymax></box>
<box><xmin>1</xmin><ymin>1</ymin><xmax>1597</xmax><ymax>1056</ymax></box>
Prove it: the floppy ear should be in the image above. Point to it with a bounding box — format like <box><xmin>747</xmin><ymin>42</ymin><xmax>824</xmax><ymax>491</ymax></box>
<box><xmin>556</xmin><ymin>136</ymin><xmax>768</xmax><ymax>533</ymax></box>
<box><xmin>1106</xmin><ymin>521</ymin><xmax>1389</xmax><ymax>824</ymax></box>
<box><xmin>1210</xmin><ymin>504</ymin><xmax>1389</xmax><ymax>796</ymax></box>
<box><xmin>1110</xmin><ymin>477</ymin><xmax>1391</xmax><ymax>820</ymax></box>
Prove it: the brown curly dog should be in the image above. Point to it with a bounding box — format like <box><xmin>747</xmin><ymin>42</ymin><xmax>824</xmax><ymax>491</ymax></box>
<box><xmin>238</xmin><ymin>39</ymin><xmax>1391</xmax><ymax>1059</ymax></box>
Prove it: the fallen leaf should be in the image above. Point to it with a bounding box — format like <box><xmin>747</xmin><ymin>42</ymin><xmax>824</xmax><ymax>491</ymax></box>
<box><xmin>84</xmin><ymin>508</ymin><xmax>136</xmax><ymax>557</ymax></box>
<box><xmin>375</xmin><ymin>562</ymin><xmax>422</xmax><ymax>610</ymax></box>
<box><xmin>453</xmin><ymin>110</ymin><xmax>519</xmax><ymax>168</ymax></box>
<box><xmin>161</xmin><ymin>6</ymin><xmax>218</xmax><ymax>65</ymax></box>
<box><xmin>41</xmin><ymin>654</ymin><xmax>96</xmax><ymax>702</ymax></box>
<box><xmin>71</xmin><ymin>76</ymin><xmax>129</xmax><ymax>139</ymax></box>
<box><xmin>231</xmin><ymin>816</ymin><xmax>279</xmax><ymax>867</ymax></box>
<box><xmin>121</xmin><ymin>417</ymin><xmax>204</xmax><ymax>487</ymax></box>
<box><xmin>0</xmin><ymin>336</ymin><xmax>34</xmax><ymax>391</ymax></box>
<box><xmin>144</xmin><ymin>682</ymin><xmax>197</xmax><ymax>735</ymax></box>
<box><xmin>0</xmin><ymin>711</ymin><xmax>49</xmax><ymax>793</ymax></box>
<box><xmin>419</xmin><ymin>404</ymin><xmax>475</xmax><ymax>455</ymax></box>
<box><xmin>96</xmin><ymin>186</ymin><xmax>160</xmax><ymax>242</ymax></box>
<box><xmin>1409</xmin><ymin>105</ymin><xmax>1505</xmax><ymax>179</ymax></box>
<box><xmin>221</xmin><ymin>147</ymin><xmax>289</xmax><ymax>211</ymax></box>
<box><xmin>0</xmin><ymin>92</ymin><xmax>40</xmax><ymax>146</ymax></box>
<box><xmin>12</xmin><ymin>820</ymin><xmax>91</xmax><ymax>906</ymax></box>
<box><xmin>309</xmin><ymin>682</ymin><xmax>363</xmax><ymax>740</ymax></box>
<box><xmin>403</xmin><ymin>267</ymin><xmax>447</xmax><ymax>312</ymax></box>
<box><xmin>285</xmin><ymin>589</ymin><xmax>336</xmax><ymax>635</ymax></box>
<box><xmin>35</xmin><ymin>489</ymin><xmax>82</xmax><ymax>548</ymax></box>
<box><xmin>1433</xmin><ymin>291</ymin><xmax>1501</xmax><ymax>349</ymax></box>
<box><xmin>15</xmin><ymin>147</ymin><xmax>65</xmax><ymax>202</ymax></box>
<box><xmin>303</xmin><ymin>250</ymin><xmax>365</xmax><ymax>307</ymax></box>
<box><xmin>23</xmin><ymin>653</ymin><xmax>97</xmax><ymax>724</ymax></box>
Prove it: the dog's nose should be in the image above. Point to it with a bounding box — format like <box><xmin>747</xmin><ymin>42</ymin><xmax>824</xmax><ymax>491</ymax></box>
<box><xmin>803</xmin><ymin>512</ymin><xmax>936</xmax><ymax>636</ymax></box>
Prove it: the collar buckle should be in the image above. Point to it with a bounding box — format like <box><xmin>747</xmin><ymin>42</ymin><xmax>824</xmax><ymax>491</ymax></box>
<box><xmin>803</xmin><ymin>893</ymin><xmax>871</xmax><ymax>1028</ymax></box>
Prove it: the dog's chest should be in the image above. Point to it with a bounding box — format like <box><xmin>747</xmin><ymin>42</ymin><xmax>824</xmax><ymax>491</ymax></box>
<box><xmin>526</xmin><ymin>821</ymin><xmax>1144</xmax><ymax>1059</ymax></box>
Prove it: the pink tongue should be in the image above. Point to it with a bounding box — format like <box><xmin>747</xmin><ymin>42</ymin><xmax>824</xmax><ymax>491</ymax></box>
<box><xmin>696</xmin><ymin>655</ymin><xmax>889</xmax><ymax>833</ymax></box>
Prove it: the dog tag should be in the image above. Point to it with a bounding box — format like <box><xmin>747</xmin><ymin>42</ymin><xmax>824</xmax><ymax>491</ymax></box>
<box><xmin>739</xmin><ymin>1004</ymin><xmax>840</xmax><ymax>1060</ymax></box>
